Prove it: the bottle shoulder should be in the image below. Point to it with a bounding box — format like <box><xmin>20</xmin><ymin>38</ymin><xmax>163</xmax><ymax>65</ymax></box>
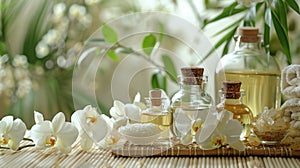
<box><xmin>217</xmin><ymin>51</ymin><xmax>280</xmax><ymax>73</ymax></box>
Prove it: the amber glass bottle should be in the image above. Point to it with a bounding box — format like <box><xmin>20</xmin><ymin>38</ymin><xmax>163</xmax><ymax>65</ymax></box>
<box><xmin>217</xmin><ymin>81</ymin><xmax>253</xmax><ymax>141</ymax></box>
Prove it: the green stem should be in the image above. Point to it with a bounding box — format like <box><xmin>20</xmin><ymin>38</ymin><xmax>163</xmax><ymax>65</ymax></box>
<box><xmin>115</xmin><ymin>43</ymin><xmax>165</xmax><ymax>71</ymax></box>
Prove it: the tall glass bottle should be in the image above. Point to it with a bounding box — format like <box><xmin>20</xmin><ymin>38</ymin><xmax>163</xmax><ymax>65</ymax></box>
<box><xmin>215</xmin><ymin>27</ymin><xmax>281</xmax><ymax>117</ymax></box>
<box><xmin>217</xmin><ymin>81</ymin><xmax>253</xmax><ymax>141</ymax></box>
<box><xmin>171</xmin><ymin>67</ymin><xmax>213</xmax><ymax>138</ymax></box>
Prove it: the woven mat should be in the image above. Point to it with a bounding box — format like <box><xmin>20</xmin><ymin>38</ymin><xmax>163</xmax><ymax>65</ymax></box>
<box><xmin>1</xmin><ymin>141</ymin><xmax>300</xmax><ymax>167</ymax></box>
<box><xmin>1</xmin><ymin>132</ymin><xmax>300</xmax><ymax>167</ymax></box>
<box><xmin>111</xmin><ymin>141</ymin><xmax>300</xmax><ymax>157</ymax></box>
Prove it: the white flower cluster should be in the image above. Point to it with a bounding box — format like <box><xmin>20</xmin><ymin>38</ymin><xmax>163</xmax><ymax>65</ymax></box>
<box><xmin>0</xmin><ymin>54</ymin><xmax>32</xmax><ymax>98</ymax></box>
<box><xmin>0</xmin><ymin>92</ymin><xmax>245</xmax><ymax>154</ymax></box>
<box><xmin>174</xmin><ymin>108</ymin><xmax>245</xmax><ymax>151</ymax></box>
<box><xmin>35</xmin><ymin>2</ymin><xmax>92</xmax><ymax>69</ymax></box>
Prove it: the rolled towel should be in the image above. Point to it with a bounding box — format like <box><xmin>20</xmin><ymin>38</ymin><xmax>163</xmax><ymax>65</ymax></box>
<box><xmin>281</xmin><ymin>65</ymin><xmax>290</xmax><ymax>90</ymax></box>
<box><xmin>286</xmin><ymin>64</ymin><xmax>300</xmax><ymax>86</ymax></box>
<box><xmin>280</xmin><ymin>98</ymin><xmax>300</xmax><ymax>113</ymax></box>
<box><xmin>282</xmin><ymin>85</ymin><xmax>300</xmax><ymax>98</ymax></box>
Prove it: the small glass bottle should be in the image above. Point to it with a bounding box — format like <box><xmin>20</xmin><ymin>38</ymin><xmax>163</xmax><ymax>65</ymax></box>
<box><xmin>217</xmin><ymin>81</ymin><xmax>253</xmax><ymax>141</ymax></box>
<box><xmin>171</xmin><ymin>67</ymin><xmax>213</xmax><ymax>138</ymax></box>
<box><xmin>215</xmin><ymin>27</ymin><xmax>281</xmax><ymax>117</ymax></box>
<box><xmin>141</xmin><ymin>89</ymin><xmax>172</xmax><ymax>138</ymax></box>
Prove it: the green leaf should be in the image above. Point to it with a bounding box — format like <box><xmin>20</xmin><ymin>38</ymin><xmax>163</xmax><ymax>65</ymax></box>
<box><xmin>101</xmin><ymin>24</ymin><xmax>118</xmax><ymax>44</ymax></box>
<box><xmin>264</xmin><ymin>23</ymin><xmax>270</xmax><ymax>55</ymax></box>
<box><xmin>264</xmin><ymin>7</ymin><xmax>272</xmax><ymax>27</ymax></box>
<box><xmin>115</xmin><ymin>47</ymin><xmax>133</xmax><ymax>54</ymax></box>
<box><xmin>151</xmin><ymin>72</ymin><xmax>167</xmax><ymax>91</ymax></box>
<box><xmin>0</xmin><ymin>42</ymin><xmax>7</xmax><ymax>54</ymax></box>
<box><xmin>286</xmin><ymin>0</ymin><xmax>300</xmax><ymax>14</ymax></box>
<box><xmin>142</xmin><ymin>34</ymin><xmax>157</xmax><ymax>56</ymax></box>
<box><xmin>271</xmin><ymin>9</ymin><xmax>291</xmax><ymax>64</ymax></box>
<box><xmin>274</xmin><ymin>0</ymin><xmax>288</xmax><ymax>32</ymax></box>
<box><xmin>161</xmin><ymin>55</ymin><xmax>177</xmax><ymax>82</ymax></box>
<box><xmin>106</xmin><ymin>50</ymin><xmax>119</xmax><ymax>61</ymax></box>
<box><xmin>222</xmin><ymin>38</ymin><xmax>232</xmax><ymax>56</ymax></box>
<box><xmin>264</xmin><ymin>6</ymin><xmax>271</xmax><ymax>55</ymax></box>
<box><xmin>198</xmin><ymin>25</ymin><xmax>238</xmax><ymax>64</ymax></box>
<box><xmin>211</xmin><ymin>18</ymin><xmax>243</xmax><ymax>37</ymax></box>
<box><xmin>203</xmin><ymin>2</ymin><xmax>247</xmax><ymax>27</ymax></box>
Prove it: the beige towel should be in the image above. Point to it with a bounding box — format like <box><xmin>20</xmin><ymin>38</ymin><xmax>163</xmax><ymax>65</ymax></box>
<box><xmin>281</xmin><ymin>65</ymin><xmax>290</xmax><ymax>90</ymax></box>
<box><xmin>282</xmin><ymin>64</ymin><xmax>300</xmax><ymax>88</ymax></box>
<box><xmin>286</xmin><ymin>64</ymin><xmax>300</xmax><ymax>85</ymax></box>
<box><xmin>280</xmin><ymin>98</ymin><xmax>300</xmax><ymax>112</ymax></box>
<box><xmin>282</xmin><ymin>85</ymin><xmax>300</xmax><ymax>98</ymax></box>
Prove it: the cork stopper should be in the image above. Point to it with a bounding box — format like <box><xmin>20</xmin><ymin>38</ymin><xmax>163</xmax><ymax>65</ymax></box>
<box><xmin>149</xmin><ymin>89</ymin><xmax>162</xmax><ymax>106</ymax></box>
<box><xmin>180</xmin><ymin>67</ymin><xmax>204</xmax><ymax>85</ymax></box>
<box><xmin>237</xmin><ymin>27</ymin><xmax>259</xmax><ymax>43</ymax></box>
<box><xmin>222</xmin><ymin>81</ymin><xmax>242</xmax><ymax>99</ymax></box>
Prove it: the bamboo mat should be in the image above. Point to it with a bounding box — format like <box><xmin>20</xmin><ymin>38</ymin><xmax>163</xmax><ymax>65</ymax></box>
<box><xmin>111</xmin><ymin>142</ymin><xmax>300</xmax><ymax>157</ymax></box>
<box><xmin>1</xmin><ymin>134</ymin><xmax>300</xmax><ymax>167</ymax></box>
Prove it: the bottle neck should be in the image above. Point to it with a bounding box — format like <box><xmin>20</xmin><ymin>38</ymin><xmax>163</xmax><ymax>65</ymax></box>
<box><xmin>235</xmin><ymin>40</ymin><xmax>262</xmax><ymax>51</ymax></box>
<box><xmin>223</xmin><ymin>97</ymin><xmax>242</xmax><ymax>105</ymax></box>
<box><xmin>219</xmin><ymin>90</ymin><xmax>245</xmax><ymax>105</ymax></box>
<box><xmin>181</xmin><ymin>83</ymin><xmax>208</xmax><ymax>94</ymax></box>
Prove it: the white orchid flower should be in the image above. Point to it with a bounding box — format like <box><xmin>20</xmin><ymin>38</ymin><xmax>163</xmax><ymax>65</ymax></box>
<box><xmin>109</xmin><ymin>92</ymin><xmax>146</xmax><ymax>122</ymax></box>
<box><xmin>71</xmin><ymin>105</ymin><xmax>111</xmax><ymax>151</ymax></box>
<box><xmin>173</xmin><ymin>108</ymin><xmax>206</xmax><ymax>145</ymax></box>
<box><xmin>30</xmin><ymin>111</ymin><xmax>78</xmax><ymax>154</ymax></box>
<box><xmin>196</xmin><ymin>109</ymin><xmax>245</xmax><ymax>151</ymax></box>
<box><xmin>96</xmin><ymin>112</ymin><xmax>130</xmax><ymax>149</ymax></box>
<box><xmin>0</xmin><ymin>116</ymin><xmax>26</xmax><ymax>150</ymax></box>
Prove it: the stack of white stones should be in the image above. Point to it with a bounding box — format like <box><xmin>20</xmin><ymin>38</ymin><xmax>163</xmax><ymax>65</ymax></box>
<box><xmin>280</xmin><ymin>64</ymin><xmax>300</xmax><ymax>149</ymax></box>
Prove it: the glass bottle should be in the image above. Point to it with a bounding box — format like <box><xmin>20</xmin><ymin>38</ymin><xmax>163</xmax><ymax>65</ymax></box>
<box><xmin>215</xmin><ymin>27</ymin><xmax>281</xmax><ymax>117</ymax></box>
<box><xmin>171</xmin><ymin>67</ymin><xmax>213</xmax><ymax>138</ymax></box>
<box><xmin>141</xmin><ymin>89</ymin><xmax>172</xmax><ymax>138</ymax></box>
<box><xmin>217</xmin><ymin>81</ymin><xmax>253</xmax><ymax>141</ymax></box>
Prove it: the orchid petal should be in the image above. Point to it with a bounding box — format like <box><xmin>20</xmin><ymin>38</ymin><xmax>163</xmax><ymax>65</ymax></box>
<box><xmin>133</xmin><ymin>102</ymin><xmax>147</xmax><ymax>110</ymax></box>
<box><xmin>0</xmin><ymin>121</ymin><xmax>7</xmax><ymax>133</ymax></box>
<box><xmin>34</xmin><ymin>111</ymin><xmax>44</xmax><ymax>124</ymax></box>
<box><xmin>2</xmin><ymin>116</ymin><xmax>13</xmax><ymax>131</ymax></box>
<box><xmin>101</xmin><ymin>114</ymin><xmax>114</xmax><ymax>130</ymax></box>
<box><xmin>89</xmin><ymin>115</ymin><xmax>109</xmax><ymax>142</ymax></box>
<box><xmin>133</xmin><ymin>92</ymin><xmax>141</xmax><ymax>102</ymax></box>
<box><xmin>52</xmin><ymin>112</ymin><xmax>65</xmax><ymax>133</ymax></box>
<box><xmin>113</xmin><ymin>116</ymin><xmax>128</xmax><ymax>130</ymax></box>
<box><xmin>55</xmin><ymin>138</ymin><xmax>72</xmax><ymax>154</ymax></box>
<box><xmin>80</xmin><ymin>131</ymin><xmax>93</xmax><ymax>151</ymax></box>
<box><xmin>217</xmin><ymin>110</ymin><xmax>233</xmax><ymax>130</ymax></box>
<box><xmin>223</xmin><ymin>120</ymin><xmax>243</xmax><ymax>143</ymax></box>
<box><xmin>181</xmin><ymin>133</ymin><xmax>193</xmax><ymax>145</ymax></box>
<box><xmin>7</xmin><ymin>119</ymin><xmax>26</xmax><ymax>150</ymax></box>
<box><xmin>173</xmin><ymin>111</ymin><xmax>192</xmax><ymax>135</ymax></box>
<box><xmin>109</xmin><ymin>107</ymin><xmax>119</xmax><ymax>119</ymax></box>
<box><xmin>71</xmin><ymin>110</ymin><xmax>81</xmax><ymax>131</ymax></box>
<box><xmin>197</xmin><ymin>110</ymin><xmax>219</xmax><ymax>143</ymax></box>
<box><xmin>124</xmin><ymin>104</ymin><xmax>141</xmax><ymax>122</ymax></box>
<box><xmin>30</xmin><ymin>121</ymin><xmax>52</xmax><ymax>149</ymax></box>
<box><xmin>56</xmin><ymin>122</ymin><xmax>78</xmax><ymax>149</ymax></box>
<box><xmin>114</xmin><ymin>100</ymin><xmax>125</xmax><ymax>116</ymax></box>
<box><xmin>229</xmin><ymin>140</ymin><xmax>245</xmax><ymax>151</ymax></box>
